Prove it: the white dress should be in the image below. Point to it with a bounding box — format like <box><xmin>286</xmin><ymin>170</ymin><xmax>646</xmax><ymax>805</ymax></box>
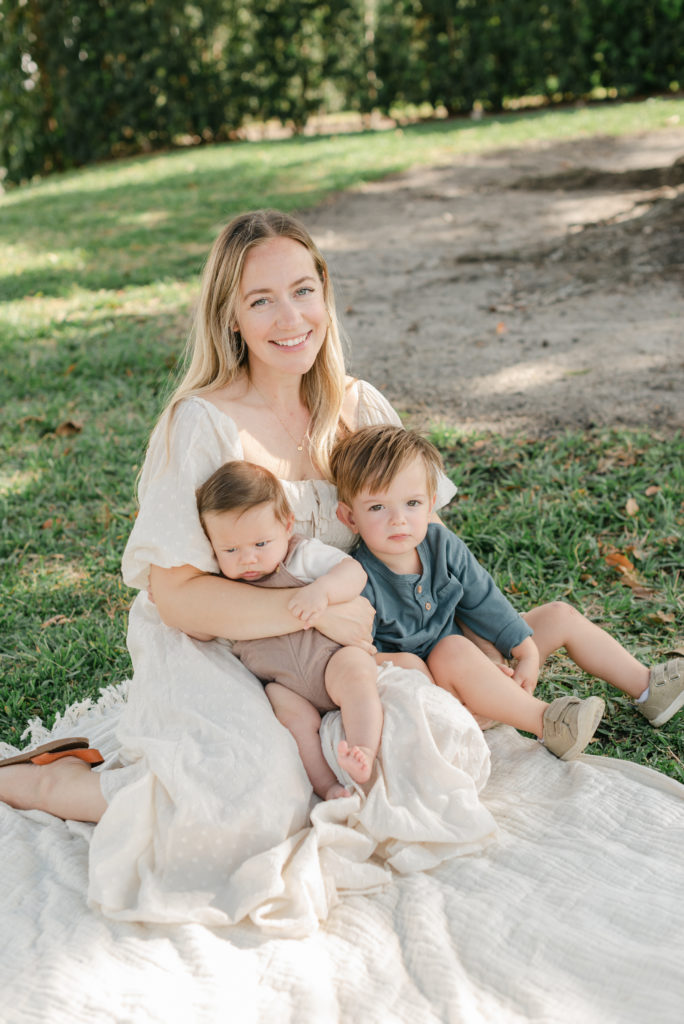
<box><xmin>86</xmin><ymin>381</ymin><xmax>497</xmax><ymax>931</ymax></box>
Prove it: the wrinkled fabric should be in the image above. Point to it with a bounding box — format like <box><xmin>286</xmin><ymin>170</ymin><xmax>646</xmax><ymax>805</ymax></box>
<box><xmin>2</xmin><ymin>686</ymin><xmax>684</xmax><ymax>1023</ymax></box>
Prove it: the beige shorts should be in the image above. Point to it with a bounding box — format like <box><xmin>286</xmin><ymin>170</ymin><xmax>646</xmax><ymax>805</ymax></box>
<box><xmin>232</xmin><ymin>631</ymin><xmax>340</xmax><ymax>713</ymax></box>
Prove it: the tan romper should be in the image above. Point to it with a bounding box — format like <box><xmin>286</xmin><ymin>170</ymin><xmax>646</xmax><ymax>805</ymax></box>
<box><xmin>231</xmin><ymin>536</ymin><xmax>341</xmax><ymax>713</ymax></box>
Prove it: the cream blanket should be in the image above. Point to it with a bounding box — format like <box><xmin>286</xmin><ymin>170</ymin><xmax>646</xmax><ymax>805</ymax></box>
<box><xmin>2</xmin><ymin>669</ymin><xmax>684</xmax><ymax>1024</ymax></box>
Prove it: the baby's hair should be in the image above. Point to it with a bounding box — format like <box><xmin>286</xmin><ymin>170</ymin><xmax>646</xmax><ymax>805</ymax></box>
<box><xmin>196</xmin><ymin>460</ymin><xmax>293</xmax><ymax>530</ymax></box>
<box><xmin>330</xmin><ymin>425</ymin><xmax>443</xmax><ymax>505</ymax></box>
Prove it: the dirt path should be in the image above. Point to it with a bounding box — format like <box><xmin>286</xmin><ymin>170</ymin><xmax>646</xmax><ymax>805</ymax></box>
<box><xmin>304</xmin><ymin>127</ymin><xmax>684</xmax><ymax>435</ymax></box>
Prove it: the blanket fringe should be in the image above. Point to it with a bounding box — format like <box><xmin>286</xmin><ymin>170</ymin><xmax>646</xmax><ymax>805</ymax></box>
<box><xmin>0</xmin><ymin>681</ymin><xmax>131</xmax><ymax>758</ymax></box>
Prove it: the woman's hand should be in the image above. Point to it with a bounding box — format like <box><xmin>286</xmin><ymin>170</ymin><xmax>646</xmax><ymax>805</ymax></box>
<box><xmin>315</xmin><ymin>595</ymin><xmax>376</xmax><ymax>654</ymax></box>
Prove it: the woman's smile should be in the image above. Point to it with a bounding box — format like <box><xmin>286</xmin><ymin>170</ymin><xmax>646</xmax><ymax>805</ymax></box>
<box><xmin>270</xmin><ymin>330</ymin><xmax>312</xmax><ymax>349</ymax></box>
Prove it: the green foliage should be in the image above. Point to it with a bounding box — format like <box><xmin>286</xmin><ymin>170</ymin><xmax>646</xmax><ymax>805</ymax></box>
<box><xmin>374</xmin><ymin>0</ymin><xmax>684</xmax><ymax>111</ymax></box>
<box><xmin>0</xmin><ymin>0</ymin><xmax>227</xmax><ymax>183</ymax></box>
<box><xmin>1</xmin><ymin>0</ymin><xmax>683</xmax><ymax>184</ymax></box>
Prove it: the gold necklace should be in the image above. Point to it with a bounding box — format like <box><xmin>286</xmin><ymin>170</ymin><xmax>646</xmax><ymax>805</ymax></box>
<box><xmin>252</xmin><ymin>383</ymin><xmax>310</xmax><ymax>453</ymax></box>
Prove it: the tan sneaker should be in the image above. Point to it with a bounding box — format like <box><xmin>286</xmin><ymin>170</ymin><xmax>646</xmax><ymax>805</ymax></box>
<box><xmin>542</xmin><ymin>695</ymin><xmax>605</xmax><ymax>760</ymax></box>
<box><xmin>638</xmin><ymin>658</ymin><xmax>684</xmax><ymax>728</ymax></box>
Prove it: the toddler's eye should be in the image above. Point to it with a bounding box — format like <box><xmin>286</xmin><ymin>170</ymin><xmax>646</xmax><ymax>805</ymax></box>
<box><xmin>256</xmin><ymin>540</ymin><xmax>269</xmax><ymax>548</ymax></box>
<box><xmin>407</xmin><ymin>500</ymin><xmax>422</xmax><ymax>507</ymax></box>
<box><xmin>369</xmin><ymin>504</ymin><xmax>384</xmax><ymax>512</ymax></box>
<box><xmin>225</xmin><ymin>547</ymin><xmax>237</xmax><ymax>553</ymax></box>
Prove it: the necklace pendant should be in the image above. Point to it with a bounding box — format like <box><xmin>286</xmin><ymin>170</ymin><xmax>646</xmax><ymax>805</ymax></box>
<box><xmin>297</xmin><ymin>444</ymin><xmax>304</xmax><ymax>452</ymax></box>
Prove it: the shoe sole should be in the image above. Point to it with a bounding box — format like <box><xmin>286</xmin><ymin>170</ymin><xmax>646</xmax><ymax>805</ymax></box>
<box><xmin>647</xmin><ymin>689</ymin><xmax>684</xmax><ymax>728</ymax></box>
<box><xmin>0</xmin><ymin>737</ymin><xmax>91</xmax><ymax>768</ymax></box>
<box><xmin>560</xmin><ymin>697</ymin><xmax>605</xmax><ymax>761</ymax></box>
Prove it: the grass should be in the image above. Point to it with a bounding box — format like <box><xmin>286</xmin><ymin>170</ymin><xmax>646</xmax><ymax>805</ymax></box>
<box><xmin>1</xmin><ymin>97</ymin><xmax>683</xmax><ymax>778</ymax></box>
<box><xmin>435</xmin><ymin>429</ymin><xmax>684</xmax><ymax>781</ymax></box>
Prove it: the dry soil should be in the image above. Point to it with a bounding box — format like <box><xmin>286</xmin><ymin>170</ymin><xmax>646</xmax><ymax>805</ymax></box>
<box><xmin>303</xmin><ymin>127</ymin><xmax>684</xmax><ymax>436</ymax></box>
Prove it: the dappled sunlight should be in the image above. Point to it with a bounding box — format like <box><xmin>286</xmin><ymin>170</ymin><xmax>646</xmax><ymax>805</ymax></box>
<box><xmin>22</xmin><ymin>553</ymin><xmax>89</xmax><ymax>590</ymax></box>
<box><xmin>4</xmin><ymin>241</ymin><xmax>86</xmax><ymax>277</ymax></box>
<box><xmin>473</xmin><ymin>351</ymin><xmax>665</xmax><ymax>397</ymax></box>
<box><xmin>0</xmin><ymin>467</ymin><xmax>41</xmax><ymax>497</ymax></box>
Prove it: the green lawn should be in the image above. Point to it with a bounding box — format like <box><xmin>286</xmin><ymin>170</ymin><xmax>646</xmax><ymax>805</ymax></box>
<box><xmin>2</xmin><ymin>98</ymin><xmax>683</xmax><ymax>776</ymax></box>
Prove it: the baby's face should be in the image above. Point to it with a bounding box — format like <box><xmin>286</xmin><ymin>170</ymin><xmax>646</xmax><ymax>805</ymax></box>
<box><xmin>203</xmin><ymin>502</ymin><xmax>292</xmax><ymax>581</ymax></box>
<box><xmin>341</xmin><ymin>456</ymin><xmax>435</xmax><ymax>570</ymax></box>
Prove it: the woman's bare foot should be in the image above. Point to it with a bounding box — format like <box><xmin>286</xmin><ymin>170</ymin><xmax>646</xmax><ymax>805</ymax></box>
<box><xmin>324</xmin><ymin>781</ymin><xmax>352</xmax><ymax>800</ymax></box>
<box><xmin>337</xmin><ymin>740</ymin><xmax>375</xmax><ymax>784</ymax></box>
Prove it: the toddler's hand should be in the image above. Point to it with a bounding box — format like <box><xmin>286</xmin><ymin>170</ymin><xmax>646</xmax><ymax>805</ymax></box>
<box><xmin>288</xmin><ymin>582</ymin><xmax>329</xmax><ymax>625</ymax></box>
<box><xmin>512</xmin><ymin>657</ymin><xmax>539</xmax><ymax>694</ymax></box>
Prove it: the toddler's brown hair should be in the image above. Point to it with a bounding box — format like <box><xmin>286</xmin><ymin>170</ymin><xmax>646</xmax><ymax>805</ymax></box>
<box><xmin>330</xmin><ymin>425</ymin><xmax>443</xmax><ymax>505</ymax></box>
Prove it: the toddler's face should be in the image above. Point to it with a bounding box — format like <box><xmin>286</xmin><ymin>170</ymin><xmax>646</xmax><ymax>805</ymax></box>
<box><xmin>203</xmin><ymin>502</ymin><xmax>293</xmax><ymax>581</ymax></box>
<box><xmin>339</xmin><ymin>456</ymin><xmax>436</xmax><ymax>568</ymax></box>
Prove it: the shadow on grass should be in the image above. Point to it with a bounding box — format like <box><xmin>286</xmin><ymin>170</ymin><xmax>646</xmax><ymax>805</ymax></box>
<box><xmin>1</xmin><ymin>103</ymin><xmax>637</xmax><ymax>300</ymax></box>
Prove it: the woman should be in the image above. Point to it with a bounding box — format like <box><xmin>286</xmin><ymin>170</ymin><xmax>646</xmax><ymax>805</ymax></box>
<box><xmin>0</xmin><ymin>209</ymin><xmax>493</xmax><ymax>927</ymax></box>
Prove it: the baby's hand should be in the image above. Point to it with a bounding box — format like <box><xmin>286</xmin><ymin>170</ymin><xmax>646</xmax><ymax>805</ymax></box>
<box><xmin>288</xmin><ymin>582</ymin><xmax>329</xmax><ymax>625</ymax></box>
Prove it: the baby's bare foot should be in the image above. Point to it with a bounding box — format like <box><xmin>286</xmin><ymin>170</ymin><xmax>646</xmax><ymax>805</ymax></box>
<box><xmin>337</xmin><ymin>740</ymin><xmax>374</xmax><ymax>784</ymax></box>
<box><xmin>324</xmin><ymin>782</ymin><xmax>351</xmax><ymax>800</ymax></box>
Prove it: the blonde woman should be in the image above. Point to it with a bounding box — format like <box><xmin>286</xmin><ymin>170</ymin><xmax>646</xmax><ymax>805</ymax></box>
<box><xmin>0</xmin><ymin>210</ymin><xmax>475</xmax><ymax>924</ymax></box>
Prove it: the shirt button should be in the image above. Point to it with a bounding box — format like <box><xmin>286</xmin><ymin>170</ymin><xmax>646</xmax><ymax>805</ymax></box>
<box><xmin>425</xmin><ymin>602</ymin><xmax>432</xmax><ymax>610</ymax></box>
<box><xmin>417</xmin><ymin>585</ymin><xmax>422</xmax><ymax>594</ymax></box>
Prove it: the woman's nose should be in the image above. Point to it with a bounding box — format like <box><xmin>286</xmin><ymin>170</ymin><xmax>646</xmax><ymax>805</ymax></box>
<box><xmin>276</xmin><ymin>297</ymin><xmax>301</xmax><ymax>328</ymax></box>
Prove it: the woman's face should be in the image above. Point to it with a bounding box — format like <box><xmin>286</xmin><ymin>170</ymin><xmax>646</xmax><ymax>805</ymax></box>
<box><xmin>235</xmin><ymin>236</ymin><xmax>329</xmax><ymax>379</ymax></box>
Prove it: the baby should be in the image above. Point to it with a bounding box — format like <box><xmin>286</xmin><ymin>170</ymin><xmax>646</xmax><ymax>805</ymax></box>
<box><xmin>196</xmin><ymin>460</ymin><xmax>382</xmax><ymax>798</ymax></box>
<box><xmin>330</xmin><ymin>425</ymin><xmax>684</xmax><ymax>759</ymax></box>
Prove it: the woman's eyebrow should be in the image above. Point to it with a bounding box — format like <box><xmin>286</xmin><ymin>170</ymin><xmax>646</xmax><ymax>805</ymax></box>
<box><xmin>243</xmin><ymin>275</ymin><xmax>317</xmax><ymax>299</ymax></box>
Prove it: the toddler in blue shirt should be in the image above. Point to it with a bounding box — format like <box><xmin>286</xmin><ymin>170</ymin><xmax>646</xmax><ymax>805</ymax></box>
<box><xmin>330</xmin><ymin>425</ymin><xmax>684</xmax><ymax>759</ymax></box>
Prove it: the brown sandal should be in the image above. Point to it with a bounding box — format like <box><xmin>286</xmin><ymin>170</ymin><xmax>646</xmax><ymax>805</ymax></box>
<box><xmin>0</xmin><ymin>737</ymin><xmax>104</xmax><ymax>768</ymax></box>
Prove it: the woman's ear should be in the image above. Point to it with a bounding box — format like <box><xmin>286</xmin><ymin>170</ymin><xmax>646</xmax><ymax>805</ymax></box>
<box><xmin>336</xmin><ymin>502</ymin><xmax>358</xmax><ymax>532</ymax></box>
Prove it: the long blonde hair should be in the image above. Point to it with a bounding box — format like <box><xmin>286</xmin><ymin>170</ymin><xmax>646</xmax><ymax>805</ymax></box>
<box><xmin>161</xmin><ymin>209</ymin><xmax>348</xmax><ymax>477</ymax></box>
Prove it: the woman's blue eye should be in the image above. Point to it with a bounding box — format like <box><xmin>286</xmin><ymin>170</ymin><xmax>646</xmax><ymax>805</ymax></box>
<box><xmin>250</xmin><ymin>297</ymin><xmax>268</xmax><ymax>308</ymax></box>
<box><xmin>296</xmin><ymin>286</ymin><xmax>313</xmax><ymax>296</ymax></box>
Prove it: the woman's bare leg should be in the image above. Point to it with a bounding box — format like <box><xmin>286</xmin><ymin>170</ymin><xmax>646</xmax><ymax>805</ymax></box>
<box><xmin>523</xmin><ymin>602</ymin><xmax>649</xmax><ymax>698</ymax></box>
<box><xmin>325</xmin><ymin>647</ymin><xmax>382</xmax><ymax>784</ymax></box>
<box><xmin>0</xmin><ymin>757</ymin><xmax>106</xmax><ymax>822</ymax></box>
<box><xmin>428</xmin><ymin>635</ymin><xmax>548</xmax><ymax>737</ymax></box>
<box><xmin>265</xmin><ymin>682</ymin><xmax>348</xmax><ymax>800</ymax></box>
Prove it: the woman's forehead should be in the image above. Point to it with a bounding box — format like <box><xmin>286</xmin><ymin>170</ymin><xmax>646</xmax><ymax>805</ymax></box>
<box><xmin>241</xmin><ymin>237</ymin><xmax>316</xmax><ymax>291</ymax></box>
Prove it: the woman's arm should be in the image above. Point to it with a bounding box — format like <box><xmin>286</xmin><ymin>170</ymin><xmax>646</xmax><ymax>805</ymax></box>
<box><xmin>149</xmin><ymin>563</ymin><xmax>376</xmax><ymax>651</ymax></box>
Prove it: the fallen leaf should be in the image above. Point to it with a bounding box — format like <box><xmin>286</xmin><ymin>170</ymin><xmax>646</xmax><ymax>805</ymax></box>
<box><xmin>55</xmin><ymin>419</ymin><xmax>83</xmax><ymax>436</ymax></box>
<box><xmin>625</xmin><ymin>497</ymin><xmax>639</xmax><ymax>516</ymax></box>
<box><xmin>645</xmin><ymin>485</ymin><xmax>661</xmax><ymax>496</ymax></box>
<box><xmin>40</xmin><ymin>614</ymin><xmax>73</xmax><ymax>629</ymax></box>
<box><xmin>613</xmin><ymin>572</ymin><xmax>655</xmax><ymax>597</ymax></box>
<box><xmin>496</xmin><ymin>321</ymin><xmax>507</xmax><ymax>335</ymax></box>
<box><xmin>647</xmin><ymin>610</ymin><xmax>676</xmax><ymax>625</ymax></box>
<box><xmin>605</xmin><ymin>551</ymin><xmax>635</xmax><ymax>573</ymax></box>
